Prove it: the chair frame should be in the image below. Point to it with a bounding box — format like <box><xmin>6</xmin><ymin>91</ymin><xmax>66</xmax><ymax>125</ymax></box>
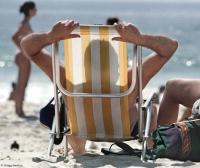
<box><xmin>48</xmin><ymin>25</ymin><xmax>154</xmax><ymax>162</ymax></box>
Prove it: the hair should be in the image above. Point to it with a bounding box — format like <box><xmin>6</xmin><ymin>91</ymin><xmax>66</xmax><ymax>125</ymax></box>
<box><xmin>106</xmin><ymin>17</ymin><xmax>120</xmax><ymax>25</ymax></box>
<box><xmin>19</xmin><ymin>1</ymin><xmax>36</xmax><ymax>16</ymax></box>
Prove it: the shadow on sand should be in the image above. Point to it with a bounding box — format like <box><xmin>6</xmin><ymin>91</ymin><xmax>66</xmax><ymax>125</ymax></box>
<box><xmin>71</xmin><ymin>153</ymin><xmax>162</xmax><ymax>168</ymax></box>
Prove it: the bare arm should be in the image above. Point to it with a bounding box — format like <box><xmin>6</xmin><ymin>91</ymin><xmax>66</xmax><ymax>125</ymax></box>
<box><xmin>139</xmin><ymin>34</ymin><xmax>178</xmax><ymax>88</ymax></box>
<box><xmin>21</xmin><ymin>32</ymin><xmax>51</xmax><ymax>56</ymax></box>
<box><xmin>113</xmin><ymin>22</ymin><xmax>178</xmax><ymax>89</ymax></box>
<box><xmin>21</xmin><ymin>20</ymin><xmax>79</xmax><ymax>84</ymax></box>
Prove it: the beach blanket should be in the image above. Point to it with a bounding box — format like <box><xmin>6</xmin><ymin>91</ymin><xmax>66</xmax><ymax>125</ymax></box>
<box><xmin>151</xmin><ymin>119</ymin><xmax>200</xmax><ymax>161</ymax></box>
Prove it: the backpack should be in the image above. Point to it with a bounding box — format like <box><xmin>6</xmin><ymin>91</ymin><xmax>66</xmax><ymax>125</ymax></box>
<box><xmin>102</xmin><ymin>119</ymin><xmax>200</xmax><ymax>162</ymax></box>
<box><xmin>151</xmin><ymin>119</ymin><xmax>200</xmax><ymax>161</ymax></box>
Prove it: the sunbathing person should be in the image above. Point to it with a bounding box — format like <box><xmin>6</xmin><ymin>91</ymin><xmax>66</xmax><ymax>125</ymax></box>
<box><xmin>158</xmin><ymin>79</ymin><xmax>200</xmax><ymax>125</ymax></box>
<box><xmin>20</xmin><ymin>20</ymin><xmax>178</xmax><ymax>154</ymax></box>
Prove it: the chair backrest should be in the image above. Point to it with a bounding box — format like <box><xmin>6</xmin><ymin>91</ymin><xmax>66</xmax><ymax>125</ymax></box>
<box><xmin>63</xmin><ymin>25</ymin><xmax>136</xmax><ymax>141</ymax></box>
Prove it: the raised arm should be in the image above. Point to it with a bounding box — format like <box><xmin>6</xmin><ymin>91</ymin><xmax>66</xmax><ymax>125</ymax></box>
<box><xmin>21</xmin><ymin>20</ymin><xmax>79</xmax><ymax>57</ymax></box>
<box><xmin>20</xmin><ymin>20</ymin><xmax>79</xmax><ymax>83</ymax></box>
<box><xmin>113</xmin><ymin>22</ymin><xmax>178</xmax><ymax>89</ymax></box>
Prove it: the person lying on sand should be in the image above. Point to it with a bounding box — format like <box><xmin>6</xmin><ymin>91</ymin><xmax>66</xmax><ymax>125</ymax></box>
<box><xmin>158</xmin><ymin>79</ymin><xmax>200</xmax><ymax>125</ymax></box>
<box><xmin>20</xmin><ymin>20</ymin><xmax>178</xmax><ymax>154</ymax></box>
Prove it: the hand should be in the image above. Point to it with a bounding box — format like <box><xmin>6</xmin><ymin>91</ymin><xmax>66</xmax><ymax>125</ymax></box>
<box><xmin>48</xmin><ymin>20</ymin><xmax>80</xmax><ymax>43</ymax></box>
<box><xmin>112</xmin><ymin>22</ymin><xmax>143</xmax><ymax>45</ymax></box>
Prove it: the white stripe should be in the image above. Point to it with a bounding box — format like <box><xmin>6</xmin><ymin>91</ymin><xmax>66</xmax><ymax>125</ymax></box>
<box><xmin>109</xmin><ymin>27</ymin><xmax>123</xmax><ymax>137</ymax></box>
<box><xmin>71</xmin><ymin>28</ymin><xmax>87</xmax><ymax>136</ymax></box>
<box><xmin>90</xmin><ymin>26</ymin><xmax>105</xmax><ymax>138</ymax></box>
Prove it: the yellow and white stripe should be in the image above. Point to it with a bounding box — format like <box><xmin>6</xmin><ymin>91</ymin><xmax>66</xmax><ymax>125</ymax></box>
<box><xmin>64</xmin><ymin>25</ymin><xmax>131</xmax><ymax>139</ymax></box>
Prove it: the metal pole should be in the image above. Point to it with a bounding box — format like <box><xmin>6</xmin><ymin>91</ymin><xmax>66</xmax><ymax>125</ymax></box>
<box><xmin>52</xmin><ymin>43</ymin><xmax>60</xmax><ymax>138</ymax></box>
<box><xmin>138</xmin><ymin>46</ymin><xmax>143</xmax><ymax>142</ymax></box>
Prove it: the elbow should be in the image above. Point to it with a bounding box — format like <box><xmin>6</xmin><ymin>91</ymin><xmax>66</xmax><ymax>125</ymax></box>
<box><xmin>163</xmin><ymin>39</ymin><xmax>178</xmax><ymax>59</ymax></box>
<box><xmin>170</xmin><ymin>39</ymin><xmax>178</xmax><ymax>56</ymax></box>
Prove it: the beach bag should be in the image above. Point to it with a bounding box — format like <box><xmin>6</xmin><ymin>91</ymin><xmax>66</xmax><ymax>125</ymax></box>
<box><xmin>151</xmin><ymin>119</ymin><xmax>200</xmax><ymax>161</ymax></box>
<box><xmin>101</xmin><ymin>119</ymin><xmax>200</xmax><ymax>161</ymax></box>
<box><xmin>40</xmin><ymin>95</ymin><xmax>66</xmax><ymax>145</ymax></box>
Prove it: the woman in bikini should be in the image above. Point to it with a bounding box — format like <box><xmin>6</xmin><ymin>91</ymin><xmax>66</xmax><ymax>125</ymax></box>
<box><xmin>9</xmin><ymin>1</ymin><xmax>37</xmax><ymax>117</ymax></box>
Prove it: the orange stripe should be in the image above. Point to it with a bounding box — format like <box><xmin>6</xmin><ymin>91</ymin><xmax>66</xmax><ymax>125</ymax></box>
<box><xmin>99</xmin><ymin>27</ymin><xmax>113</xmax><ymax>137</ymax></box>
<box><xmin>64</xmin><ymin>39</ymin><xmax>78</xmax><ymax>135</ymax></box>
<box><xmin>119</xmin><ymin>42</ymin><xmax>130</xmax><ymax>137</ymax></box>
<box><xmin>80</xmin><ymin>26</ymin><xmax>96</xmax><ymax>137</ymax></box>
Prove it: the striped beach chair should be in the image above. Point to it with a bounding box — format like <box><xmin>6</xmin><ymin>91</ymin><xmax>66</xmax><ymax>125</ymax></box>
<box><xmin>49</xmin><ymin>25</ymin><xmax>154</xmax><ymax>161</ymax></box>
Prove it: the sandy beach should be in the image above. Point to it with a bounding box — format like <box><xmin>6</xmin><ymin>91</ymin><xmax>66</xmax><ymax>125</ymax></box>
<box><xmin>0</xmin><ymin>101</ymin><xmax>199</xmax><ymax>168</ymax></box>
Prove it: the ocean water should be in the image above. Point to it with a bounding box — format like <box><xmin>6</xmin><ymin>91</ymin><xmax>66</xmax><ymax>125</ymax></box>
<box><xmin>0</xmin><ymin>0</ymin><xmax>200</xmax><ymax>103</ymax></box>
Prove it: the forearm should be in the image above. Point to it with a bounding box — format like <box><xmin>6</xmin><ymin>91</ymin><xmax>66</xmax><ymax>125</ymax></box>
<box><xmin>20</xmin><ymin>32</ymin><xmax>52</xmax><ymax>58</ymax></box>
<box><xmin>139</xmin><ymin>34</ymin><xmax>178</xmax><ymax>58</ymax></box>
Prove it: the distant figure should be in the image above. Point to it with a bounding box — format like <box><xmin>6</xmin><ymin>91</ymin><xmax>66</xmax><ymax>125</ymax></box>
<box><xmin>9</xmin><ymin>1</ymin><xmax>37</xmax><ymax>117</ymax></box>
<box><xmin>106</xmin><ymin>17</ymin><xmax>120</xmax><ymax>25</ymax></box>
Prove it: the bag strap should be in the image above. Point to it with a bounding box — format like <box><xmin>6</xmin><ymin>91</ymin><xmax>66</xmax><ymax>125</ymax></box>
<box><xmin>101</xmin><ymin>141</ymin><xmax>156</xmax><ymax>160</ymax></box>
<box><xmin>101</xmin><ymin>142</ymin><xmax>141</xmax><ymax>157</ymax></box>
<box><xmin>115</xmin><ymin>142</ymin><xmax>141</xmax><ymax>156</ymax></box>
<box><xmin>47</xmin><ymin>90</ymin><xmax>61</xmax><ymax>105</ymax></box>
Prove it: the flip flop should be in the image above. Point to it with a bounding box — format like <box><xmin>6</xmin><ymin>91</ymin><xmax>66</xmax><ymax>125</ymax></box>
<box><xmin>101</xmin><ymin>142</ymin><xmax>141</xmax><ymax>157</ymax></box>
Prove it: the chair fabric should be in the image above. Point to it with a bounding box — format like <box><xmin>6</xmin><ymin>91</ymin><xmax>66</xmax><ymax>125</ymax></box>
<box><xmin>63</xmin><ymin>25</ymin><xmax>135</xmax><ymax>140</ymax></box>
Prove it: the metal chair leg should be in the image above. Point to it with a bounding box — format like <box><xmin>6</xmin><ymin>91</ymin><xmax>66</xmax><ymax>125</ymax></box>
<box><xmin>48</xmin><ymin>118</ymin><xmax>56</xmax><ymax>157</ymax></box>
<box><xmin>64</xmin><ymin>135</ymin><xmax>68</xmax><ymax>157</ymax></box>
<box><xmin>141</xmin><ymin>102</ymin><xmax>153</xmax><ymax>162</ymax></box>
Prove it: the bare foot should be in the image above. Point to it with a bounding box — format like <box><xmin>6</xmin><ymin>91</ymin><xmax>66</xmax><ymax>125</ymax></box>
<box><xmin>16</xmin><ymin>111</ymin><xmax>25</xmax><ymax>118</ymax></box>
<box><xmin>11</xmin><ymin>90</ymin><xmax>25</xmax><ymax>117</ymax></box>
<box><xmin>68</xmin><ymin>136</ymin><xmax>86</xmax><ymax>154</ymax></box>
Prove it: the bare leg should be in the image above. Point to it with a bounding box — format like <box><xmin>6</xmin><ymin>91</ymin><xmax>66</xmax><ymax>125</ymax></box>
<box><xmin>13</xmin><ymin>52</ymin><xmax>31</xmax><ymax>116</ymax></box>
<box><xmin>157</xmin><ymin>79</ymin><xmax>200</xmax><ymax>125</ymax></box>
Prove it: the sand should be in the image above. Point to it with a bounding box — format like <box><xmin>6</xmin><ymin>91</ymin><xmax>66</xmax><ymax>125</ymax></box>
<box><xmin>0</xmin><ymin>101</ymin><xmax>200</xmax><ymax>168</ymax></box>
